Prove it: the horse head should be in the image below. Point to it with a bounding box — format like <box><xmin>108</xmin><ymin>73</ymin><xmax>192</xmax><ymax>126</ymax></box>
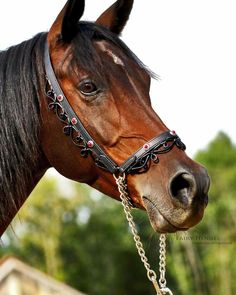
<box><xmin>40</xmin><ymin>0</ymin><xmax>210</xmax><ymax>233</ymax></box>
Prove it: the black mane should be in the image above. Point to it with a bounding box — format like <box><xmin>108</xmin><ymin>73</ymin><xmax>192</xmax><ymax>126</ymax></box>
<box><xmin>0</xmin><ymin>33</ymin><xmax>46</xmax><ymax>221</ymax></box>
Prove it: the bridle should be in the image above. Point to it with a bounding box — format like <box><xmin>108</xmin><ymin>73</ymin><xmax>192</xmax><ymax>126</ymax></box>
<box><xmin>44</xmin><ymin>42</ymin><xmax>184</xmax><ymax>295</ymax></box>
<box><xmin>44</xmin><ymin>44</ymin><xmax>186</xmax><ymax>176</ymax></box>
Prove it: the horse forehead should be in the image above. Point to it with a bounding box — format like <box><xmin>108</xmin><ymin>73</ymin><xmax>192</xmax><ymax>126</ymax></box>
<box><xmin>95</xmin><ymin>41</ymin><xmax>125</xmax><ymax>67</ymax></box>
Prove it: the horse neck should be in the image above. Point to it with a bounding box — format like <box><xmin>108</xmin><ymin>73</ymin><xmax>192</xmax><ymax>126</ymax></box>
<box><xmin>0</xmin><ymin>153</ymin><xmax>49</xmax><ymax>236</ymax></box>
<box><xmin>0</xmin><ymin>33</ymin><xmax>50</xmax><ymax>235</ymax></box>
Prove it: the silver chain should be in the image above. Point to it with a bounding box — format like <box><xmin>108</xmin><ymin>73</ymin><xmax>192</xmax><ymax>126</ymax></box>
<box><xmin>113</xmin><ymin>174</ymin><xmax>174</xmax><ymax>295</ymax></box>
<box><xmin>159</xmin><ymin>234</ymin><xmax>173</xmax><ymax>295</ymax></box>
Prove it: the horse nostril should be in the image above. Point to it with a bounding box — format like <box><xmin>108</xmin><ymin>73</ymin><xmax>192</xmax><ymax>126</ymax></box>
<box><xmin>170</xmin><ymin>173</ymin><xmax>196</xmax><ymax>206</ymax></box>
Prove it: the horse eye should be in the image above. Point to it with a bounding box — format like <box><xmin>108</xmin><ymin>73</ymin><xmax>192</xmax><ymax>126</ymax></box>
<box><xmin>79</xmin><ymin>80</ymin><xmax>98</xmax><ymax>96</ymax></box>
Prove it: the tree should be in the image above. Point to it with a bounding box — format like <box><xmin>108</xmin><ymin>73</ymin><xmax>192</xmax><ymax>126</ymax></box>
<box><xmin>191</xmin><ymin>132</ymin><xmax>236</xmax><ymax>295</ymax></box>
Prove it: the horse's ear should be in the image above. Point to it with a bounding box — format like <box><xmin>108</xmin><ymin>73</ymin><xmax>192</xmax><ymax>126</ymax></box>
<box><xmin>96</xmin><ymin>0</ymin><xmax>134</xmax><ymax>35</ymax></box>
<box><xmin>49</xmin><ymin>0</ymin><xmax>85</xmax><ymax>43</ymax></box>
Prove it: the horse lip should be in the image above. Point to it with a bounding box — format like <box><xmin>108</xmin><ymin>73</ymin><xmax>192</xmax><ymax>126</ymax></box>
<box><xmin>142</xmin><ymin>196</ymin><xmax>189</xmax><ymax>232</ymax></box>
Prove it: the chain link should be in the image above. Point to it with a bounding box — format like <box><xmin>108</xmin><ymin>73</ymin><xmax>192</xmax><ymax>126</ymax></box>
<box><xmin>159</xmin><ymin>234</ymin><xmax>167</xmax><ymax>288</ymax></box>
<box><xmin>114</xmin><ymin>174</ymin><xmax>174</xmax><ymax>295</ymax></box>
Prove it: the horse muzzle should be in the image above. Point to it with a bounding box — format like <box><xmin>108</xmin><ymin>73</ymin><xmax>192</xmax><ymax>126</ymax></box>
<box><xmin>136</xmin><ymin>164</ymin><xmax>210</xmax><ymax>233</ymax></box>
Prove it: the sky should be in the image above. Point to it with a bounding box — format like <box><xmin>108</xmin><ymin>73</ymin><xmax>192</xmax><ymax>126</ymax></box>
<box><xmin>0</xmin><ymin>0</ymin><xmax>235</xmax><ymax>157</ymax></box>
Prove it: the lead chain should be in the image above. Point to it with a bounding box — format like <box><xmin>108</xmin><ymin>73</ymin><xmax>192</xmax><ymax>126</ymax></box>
<box><xmin>159</xmin><ymin>234</ymin><xmax>173</xmax><ymax>295</ymax></box>
<box><xmin>159</xmin><ymin>234</ymin><xmax>167</xmax><ymax>288</ymax></box>
<box><xmin>113</xmin><ymin>174</ymin><xmax>174</xmax><ymax>295</ymax></box>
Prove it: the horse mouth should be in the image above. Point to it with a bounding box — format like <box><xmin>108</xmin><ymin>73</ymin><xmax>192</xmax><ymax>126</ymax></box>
<box><xmin>142</xmin><ymin>196</ymin><xmax>189</xmax><ymax>233</ymax></box>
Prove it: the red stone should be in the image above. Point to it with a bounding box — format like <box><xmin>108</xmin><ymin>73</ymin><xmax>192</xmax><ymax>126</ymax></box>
<box><xmin>143</xmin><ymin>143</ymin><xmax>150</xmax><ymax>150</ymax></box>
<box><xmin>71</xmin><ymin>118</ymin><xmax>78</xmax><ymax>125</ymax></box>
<box><xmin>87</xmin><ymin>140</ymin><xmax>94</xmax><ymax>148</ymax></box>
<box><xmin>57</xmin><ymin>94</ymin><xmax>64</xmax><ymax>102</ymax></box>
<box><xmin>170</xmin><ymin>130</ymin><xmax>176</xmax><ymax>135</ymax></box>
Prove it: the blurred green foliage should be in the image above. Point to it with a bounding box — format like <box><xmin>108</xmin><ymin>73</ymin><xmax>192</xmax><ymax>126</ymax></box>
<box><xmin>1</xmin><ymin>131</ymin><xmax>235</xmax><ymax>295</ymax></box>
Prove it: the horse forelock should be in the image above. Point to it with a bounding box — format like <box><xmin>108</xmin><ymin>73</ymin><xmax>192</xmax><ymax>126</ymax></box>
<box><xmin>67</xmin><ymin>22</ymin><xmax>156</xmax><ymax>81</ymax></box>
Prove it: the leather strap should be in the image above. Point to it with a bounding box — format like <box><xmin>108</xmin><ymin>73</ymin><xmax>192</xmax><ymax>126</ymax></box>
<box><xmin>44</xmin><ymin>43</ymin><xmax>186</xmax><ymax>175</ymax></box>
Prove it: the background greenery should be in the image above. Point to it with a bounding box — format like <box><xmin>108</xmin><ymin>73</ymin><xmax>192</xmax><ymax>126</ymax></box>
<box><xmin>1</xmin><ymin>131</ymin><xmax>235</xmax><ymax>295</ymax></box>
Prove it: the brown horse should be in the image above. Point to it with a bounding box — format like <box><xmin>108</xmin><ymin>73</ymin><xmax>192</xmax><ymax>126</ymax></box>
<box><xmin>0</xmin><ymin>0</ymin><xmax>210</xmax><ymax>236</ymax></box>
